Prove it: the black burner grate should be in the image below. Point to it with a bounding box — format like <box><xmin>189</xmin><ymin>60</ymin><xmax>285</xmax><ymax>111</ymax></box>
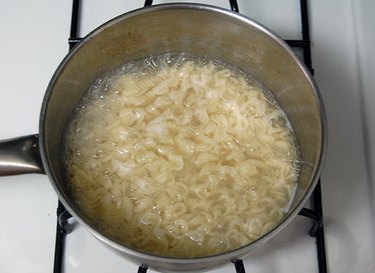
<box><xmin>54</xmin><ymin>1</ymin><xmax>327</xmax><ymax>272</ymax></box>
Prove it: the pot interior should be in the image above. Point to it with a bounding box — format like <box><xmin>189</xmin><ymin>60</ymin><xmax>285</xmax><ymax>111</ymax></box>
<box><xmin>40</xmin><ymin>3</ymin><xmax>325</xmax><ymax>270</ymax></box>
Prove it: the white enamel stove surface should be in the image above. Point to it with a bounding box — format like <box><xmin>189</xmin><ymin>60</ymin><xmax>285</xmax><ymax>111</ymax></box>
<box><xmin>0</xmin><ymin>1</ymin><xmax>374</xmax><ymax>273</ymax></box>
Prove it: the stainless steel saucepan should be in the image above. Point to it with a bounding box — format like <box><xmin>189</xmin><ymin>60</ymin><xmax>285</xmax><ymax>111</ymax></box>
<box><xmin>0</xmin><ymin>4</ymin><xmax>327</xmax><ymax>272</ymax></box>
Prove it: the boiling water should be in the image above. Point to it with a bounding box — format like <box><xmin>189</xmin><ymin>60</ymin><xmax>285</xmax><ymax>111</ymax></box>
<box><xmin>62</xmin><ymin>53</ymin><xmax>299</xmax><ymax>257</ymax></box>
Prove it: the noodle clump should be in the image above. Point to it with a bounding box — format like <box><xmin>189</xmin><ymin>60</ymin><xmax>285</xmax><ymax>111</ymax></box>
<box><xmin>63</xmin><ymin>54</ymin><xmax>299</xmax><ymax>257</ymax></box>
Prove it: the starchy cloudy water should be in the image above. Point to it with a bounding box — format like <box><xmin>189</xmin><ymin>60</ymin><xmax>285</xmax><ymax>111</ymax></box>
<box><xmin>62</xmin><ymin>53</ymin><xmax>299</xmax><ymax>257</ymax></box>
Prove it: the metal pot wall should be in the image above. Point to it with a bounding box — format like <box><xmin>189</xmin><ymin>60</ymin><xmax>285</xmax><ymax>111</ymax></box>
<box><xmin>0</xmin><ymin>4</ymin><xmax>327</xmax><ymax>272</ymax></box>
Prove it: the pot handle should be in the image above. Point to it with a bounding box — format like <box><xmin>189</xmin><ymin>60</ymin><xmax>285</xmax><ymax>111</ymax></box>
<box><xmin>0</xmin><ymin>134</ymin><xmax>45</xmax><ymax>176</ymax></box>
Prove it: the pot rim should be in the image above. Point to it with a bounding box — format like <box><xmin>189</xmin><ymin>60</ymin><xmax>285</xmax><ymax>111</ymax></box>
<box><xmin>39</xmin><ymin>2</ymin><xmax>327</xmax><ymax>267</ymax></box>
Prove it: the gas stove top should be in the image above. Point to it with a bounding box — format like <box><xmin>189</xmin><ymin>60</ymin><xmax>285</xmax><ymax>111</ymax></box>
<box><xmin>0</xmin><ymin>1</ymin><xmax>374</xmax><ymax>273</ymax></box>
